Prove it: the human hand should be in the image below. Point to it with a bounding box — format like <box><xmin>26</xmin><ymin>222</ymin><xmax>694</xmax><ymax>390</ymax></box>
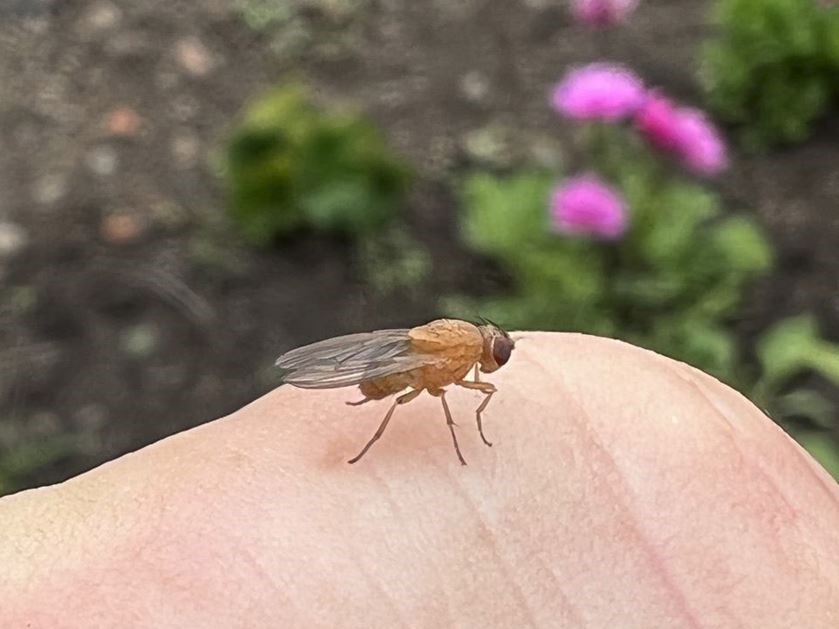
<box><xmin>2</xmin><ymin>333</ymin><xmax>838</xmax><ymax>628</ymax></box>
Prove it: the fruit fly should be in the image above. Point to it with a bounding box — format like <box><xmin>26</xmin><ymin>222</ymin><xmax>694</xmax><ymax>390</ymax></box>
<box><xmin>275</xmin><ymin>318</ymin><xmax>515</xmax><ymax>465</ymax></box>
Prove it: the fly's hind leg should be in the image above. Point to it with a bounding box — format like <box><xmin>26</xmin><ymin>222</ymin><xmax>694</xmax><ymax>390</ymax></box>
<box><xmin>455</xmin><ymin>365</ymin><xmax>497</xmax><ymax>448</ymax></box>
<box><xmin>348</xmin><ymin>389</ymin><xmax>422</xmax><ymax>464</ymax></box>
<box><xmin>346</xmin><ymin>397</ymin><xmax>372</xmax><ymax>407</ymax></box>
<box><xmin>428</xmin><ymin>388</ymin><xmax>467</xmax><ymax>466</ymax></box>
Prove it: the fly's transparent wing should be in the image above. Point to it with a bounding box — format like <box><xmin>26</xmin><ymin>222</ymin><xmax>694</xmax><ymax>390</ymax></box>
<box><xmin>275</xmin><ymin>329</ymin><xmax>435</xmax><ymax>389</ymax></box>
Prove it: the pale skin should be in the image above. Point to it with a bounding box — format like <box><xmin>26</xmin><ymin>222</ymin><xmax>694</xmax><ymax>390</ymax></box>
<box><xmin>2</xmin><ymin>333</ymin><xmax>839</xmax><ymax>628</ymax></box>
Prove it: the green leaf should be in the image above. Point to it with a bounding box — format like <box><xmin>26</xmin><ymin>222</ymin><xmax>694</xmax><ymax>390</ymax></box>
<box><xmin>645</xmin><ymin>317</ymin><xmax>737</xmax><ymax>381</ymax></box>
<box><xmin>757</xmin><ymin>315</ymin><xmax>839</xmax><ymax>390</ymax></box>
<box><xmin>809</xmin><ymin>343</ymin><xmax>839</xmax><ymax>387</ymax></box>
<box><xmin>459</xmin><ymin>172</ymin><xmax>553</xmax><ymax>258</ymax></box>
<box><xmin>516</xmin><ymin>245</ymin><xmax>605</xmax><ymax>306</ymax></box>
<box><xmin>703</xmin><ymin>0</ymin><xmax>838</xmax><ymax>147</ymax></box>
<box><xmin>757</xmin><ymin>315</ymin><xmax>820</xmax><ymax>388</ymax></box>
<box><xmin>225</xmin><ymin>82</ymin><xmax>411</xmax><ymax>242</ymax></box>
<box><xmin>796</xmin><ymin>431</ymin><xmax>839</xmax><ymax>480</ymax></box>
<box><xmin>775</xmin><ymin>388</ymin><xmax>835</xmax><ymax>428</ymax></box>
<box><xmin>632</xmin><ymin>181</ymin><xmax>718</xmax><ymax>265</ymax></box>
<box><xmin>710</xmin><ymin>216</ymin><xmax>773</xmax><ymax>276</ymax></box>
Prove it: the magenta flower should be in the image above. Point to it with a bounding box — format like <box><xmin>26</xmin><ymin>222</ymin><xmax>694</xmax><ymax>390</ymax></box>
<box><xmin>634</xmin><ymin>92</ymin><xmax>728</xmax><ymax>176</ymax></box>
<box><xmin>674</xmin><ymin>108</ymin><xmax>728</xmax><ymax>175</ymax></box>
<box><xmin>551</xmin><ymin>174</ymin><xmax>627</xmax><ymax>239</ymax></box>
<box><xmin>634</xmin><ymin>91</ymin><xmax>682</xmax><ymax>151</ymax></box>
<box><xmin>552</xmin><ymin>63</ymin><xmax>645</xmax><ymax>121</ymax></box>
<box><xmin>571</xmin><ymin>0</ymin><xmax>639</xmax><ymax>26</ymax></box>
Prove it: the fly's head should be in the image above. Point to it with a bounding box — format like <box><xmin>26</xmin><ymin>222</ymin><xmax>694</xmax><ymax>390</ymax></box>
<box><xmin>477</xmin><ymin>318</ymin><xmax>515</xmax><ymax>373</ymax></box>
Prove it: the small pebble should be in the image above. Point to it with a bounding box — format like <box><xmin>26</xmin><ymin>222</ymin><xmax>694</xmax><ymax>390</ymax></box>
<box><xmin>81</xmin><ymin>1</ymin><xmax>121</xmax><ymax>32</ymax></box>
<box><xmin>0</xmin><ymin>222</ymin><xmax>28</xmax><ymax>258</ymax></box>
<box><xmin>100</xmin><ymin>212</ymin><xmax>144</xmax><ymax>243</ymax></box>
<box><xmin>106</xmin><ymin>106</ymin><xmax>141</xmax><ymax>137</ymax></box>
<box><xmin>86</xmin><ymin>145</ymin><xmax>119</xmax><ymax>177</ymax></box>
<box><xmin>32</xmin><ymin>173</ymin><xmax>68</xmax><ymax>205</ymax></box>
<box><xmin>120</xmin><ymin>323</ymin><xmax>159</xmax><ymax>358</ymax></box>
<box><xmin>171</xmin><ymin>131</ymin><xmax>200</xmax><ymax>168</ymax></box>
<box><xmin>175</xmin><ymin>37</ymin><xmax>214</xmax><ymax>77</ymax></box>
<box><xmin>460</xmin><ymin>71</ymin><xmax>491</xmax><ymax>103</ymax></box>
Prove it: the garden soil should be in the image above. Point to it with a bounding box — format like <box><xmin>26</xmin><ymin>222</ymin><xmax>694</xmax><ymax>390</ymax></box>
<box><xmin>1</xmin><ymin>0</ymin><xmax>837</xmax><ymax>491</ymax></box>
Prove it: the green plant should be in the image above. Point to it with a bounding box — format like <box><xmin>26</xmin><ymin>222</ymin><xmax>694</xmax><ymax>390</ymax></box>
<box><xmin>703</xmin><ymin>0</ymin><xmax>839</xmax><ymax>148</ymax></box>
<box><xmin>445</xmin><ymin>167</ymin><xmax>773</xmax><ymax>382</ymax></box>
<box><xmin>225</xmin><ymin>83</ymin><xmax>411</xmax><ymax>244</ymax></box>
<box><xmin>754</xmin><ymin>314</ymin><xmax>839</xmax><ymax>426</ymax></box>
<box><xmin>443</xmin><ymin>60</ymin><xmax>839</xmax><ymax>475</ymax></box>
<box><xmin>445</xmin><ymin>167</ymin><xmax>839</xmax><ymax>474</ymax></box>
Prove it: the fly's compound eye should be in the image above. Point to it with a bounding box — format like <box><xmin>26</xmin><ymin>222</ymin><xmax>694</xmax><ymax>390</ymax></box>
<box><xmin>492</xmin><ymin>337</ymin><xmax>513</xmax><ymax>367</ymax></box>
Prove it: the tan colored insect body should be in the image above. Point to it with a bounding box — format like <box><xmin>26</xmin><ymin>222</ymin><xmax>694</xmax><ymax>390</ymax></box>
<box><xmin>360</xmin><ymin>320</ymin><xmax>482</xmax><ymax>398</ymax></box>
<box><xmin>275</xmin><ymin>318</ymin><xmax>515</xmax><ymax>464</ymax></box>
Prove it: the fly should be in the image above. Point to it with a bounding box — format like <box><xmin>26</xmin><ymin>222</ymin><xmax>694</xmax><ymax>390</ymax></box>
<box><xmin>274</xmin><ymin>318</ymin><xmax>516</xmax><ymax>465</ymax></box>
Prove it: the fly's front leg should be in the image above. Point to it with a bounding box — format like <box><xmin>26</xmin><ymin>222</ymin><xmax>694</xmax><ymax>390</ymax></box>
<box><xmin>428</xmin><ymin>388</ymin><xmax>467</xmax><ymax>466</ymax></box>
<box><xmin>455</xmin><ymin>368</ymin><xmax>497</xmax><ymax>447</ymax></box>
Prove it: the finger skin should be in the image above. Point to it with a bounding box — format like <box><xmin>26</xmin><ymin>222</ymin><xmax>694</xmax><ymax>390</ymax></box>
<box><xmin>1</xmin><ymin>333</ymin><xmax>838</xmax><ymax>628</ymax></box>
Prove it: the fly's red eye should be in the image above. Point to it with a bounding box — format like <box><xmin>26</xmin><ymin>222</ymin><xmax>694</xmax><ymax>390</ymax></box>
<box><xmin>492</xmin><ymin>337</ymin><xmax>512</xmax><ymax>366</ymax></box>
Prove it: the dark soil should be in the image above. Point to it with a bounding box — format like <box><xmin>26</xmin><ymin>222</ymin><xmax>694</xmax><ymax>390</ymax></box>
<box><xmin>1</xmin><ymin>0</ymin><xmax>837</xmax><ymax>493</ymax></box>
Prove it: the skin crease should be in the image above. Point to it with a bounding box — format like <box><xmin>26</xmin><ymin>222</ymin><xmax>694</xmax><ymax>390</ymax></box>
<box><xmin>1</xmin><ymin>333</ymin><xmax>838</xmax><ymax>629</ymax></box>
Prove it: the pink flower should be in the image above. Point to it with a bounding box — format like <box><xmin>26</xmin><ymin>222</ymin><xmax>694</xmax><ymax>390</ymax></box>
<box><xmin>674</xmin><ymin>108</ymin><xmax>728</xmax><ymax>175</ymax></box>
<box><xmin>552</xmin><ymin>63</ymin><xmax>645</xmax><ymax>121</ymax></box>
<box><xmin>571</xmin><ymin>0</ymin><xmax>639</xmax><ymax>26</ymax></box>
<box><xmin>634</xmin><ymin>92</ymin><xmax>728</xmax><ymax>176</ymax></box>
<box><xmin>634</xmin><ymin>91</ymin><xmax>682</xmax><ymax>151</ymax></box>
<box><xmin>551</xmin><ymin>174</ymin><xmax>627</xmax><ymax>239</ymax></box>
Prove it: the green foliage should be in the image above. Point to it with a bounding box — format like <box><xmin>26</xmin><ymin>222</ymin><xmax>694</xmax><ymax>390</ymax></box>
<box><xmin>448</xmin><ymin>165</ymin><xmax>839</xmax><ymax>476</ymax></box>
<box><xmin>236</xmin><ymin>0</ymin><xmax>371</xmax><ymax>60</ymax></box>
<box><xmin>446</xmin><ymin>168</ymin><xmax>772</xmax><ymax>385</ymax></box>
<box><xmin>448</xmin><ymin>168</ymin><xmax>839</xmax><ymax>476</ymax></box>
<box><xmin>237</xmin><ymin>0</ymin><xmax>295</xmax><ymax>32</ymax></box>
<box><xmin>796</xmin><ymin>431</ymin><xmax>839</xmax><ymax>480</ymax></box>
<box><xmin>757</xmin><ymin>315</ymin><xmax>839</xmax><ymax>388</ymax></box>
<box><xmin>703</xmin><ymin>0</ymin><xmax>839</xmax><ymax>147</ymax></box>
<box><xmin>225</xmin><ymin>84</ymin><xmax>411</xmax><ymax>244</ymax></box>
<box><xmin>0</xmin><ymin>435</ymin><xmax>74</xmax><ymax>496</ymax></box>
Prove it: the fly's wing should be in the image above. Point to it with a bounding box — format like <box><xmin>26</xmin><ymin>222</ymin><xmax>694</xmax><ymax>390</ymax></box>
<box><xmin>275</xmin><ymin>329</ymin><xmax>436</xmax><ymax>389</ymax></box>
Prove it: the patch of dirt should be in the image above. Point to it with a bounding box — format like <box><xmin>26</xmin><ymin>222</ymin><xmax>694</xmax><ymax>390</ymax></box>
<box><xmin>1</xmin><ymin>0</ymin><xmax>837</xmax><ymax>491</ymax></box>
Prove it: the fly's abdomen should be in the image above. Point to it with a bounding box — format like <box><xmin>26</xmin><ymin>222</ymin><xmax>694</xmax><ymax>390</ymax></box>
<box><xmin>359</xmin><ymin>373</ymin><xmax>414</xmax><ymax>399</ymax></box>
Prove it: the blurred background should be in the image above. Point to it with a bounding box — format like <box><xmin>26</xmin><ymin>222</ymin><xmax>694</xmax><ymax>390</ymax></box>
<box><xmin>1</xmin><ymin>0</ymin><xmax>838</xmax><ymax>494</ymax></box>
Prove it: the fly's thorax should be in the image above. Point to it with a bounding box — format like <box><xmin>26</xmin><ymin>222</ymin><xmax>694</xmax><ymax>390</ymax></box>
<box><xmin>477</xmin><ymin>324</ymin><xmax>515</xmax><ymax>373</ymax></box>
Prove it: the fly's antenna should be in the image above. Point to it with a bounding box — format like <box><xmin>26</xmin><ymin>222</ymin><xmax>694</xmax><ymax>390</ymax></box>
<box><xmin>477</xmin><ymin>314</ymin><xmax>510</xmax><ymax>337</ymax></box>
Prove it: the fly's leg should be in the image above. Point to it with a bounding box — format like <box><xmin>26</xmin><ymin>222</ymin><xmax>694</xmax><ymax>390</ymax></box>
<box><xmin>346</xmin><ymin>397</ymin><xmax>372</xmax><ymax>407</ymax></box>
<box><xmin>455</xmin><ymin>368</ymin><xmax>497</xmax><ymax>448</ymax></box>
<box><xmin>428</xmin><ymin>388</ymin><xmax>467</xmax><ymax>466</ymax></box>
<box><xmin>474</xmin><ymin>390</ymin><xmax>495</xmax><ymax>447</ymax></box>
<box><xmin>348</xmin><ymin>389</ymin><xmax>422</xmax><ymax>464</ymax></box>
